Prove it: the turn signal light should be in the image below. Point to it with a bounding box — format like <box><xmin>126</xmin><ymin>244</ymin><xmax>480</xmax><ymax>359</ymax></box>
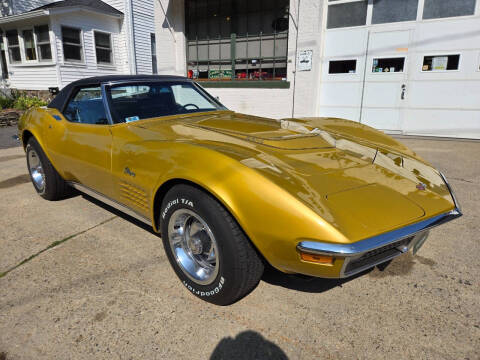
<box><xmin>300</xmin><ymin>252</ymin><xmax>334</xmax><ymax>265</ymax></box>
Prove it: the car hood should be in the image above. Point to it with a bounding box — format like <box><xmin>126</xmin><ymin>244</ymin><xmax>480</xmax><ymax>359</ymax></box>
<box><xmin>133</xmin><ymin>111</ymin><xmax>455</xmax><ymax>240</ymax></box>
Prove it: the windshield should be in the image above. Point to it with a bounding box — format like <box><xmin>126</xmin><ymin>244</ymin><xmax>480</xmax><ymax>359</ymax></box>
<box><xmin>106</xmin><ymin>81</ymin><xmax>227</xmax><ymax>123</ymax></box>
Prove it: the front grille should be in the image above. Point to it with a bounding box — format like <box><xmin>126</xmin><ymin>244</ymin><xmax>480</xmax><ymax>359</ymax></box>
<box><xmin>344</xmin><ymin>236</ymin><xmax>414</xmax><ymax>275</ymax></box>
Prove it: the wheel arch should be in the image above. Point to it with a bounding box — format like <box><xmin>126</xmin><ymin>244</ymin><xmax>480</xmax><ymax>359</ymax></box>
<box><xmin>21</xmin><ymin>129</ymin><xmax>35</xmax><ymax>149</ymax></box>
<box><xmin>151</xmin><ymin>177</ymin><xmax>270</xmax><ymax>266</ymax></box>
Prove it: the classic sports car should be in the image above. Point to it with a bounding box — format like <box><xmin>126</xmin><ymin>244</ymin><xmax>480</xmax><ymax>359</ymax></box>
<box><xmin>19</xmin><ymin>75</ymin><xmax>461</xmax><ymax>305</ymax></box>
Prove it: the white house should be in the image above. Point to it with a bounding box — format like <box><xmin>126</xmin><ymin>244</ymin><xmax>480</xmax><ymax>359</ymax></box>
<box><xmin>0</xmin><ymin>0</ymin><xmax>156</xmax><ymax>93</ymax></box>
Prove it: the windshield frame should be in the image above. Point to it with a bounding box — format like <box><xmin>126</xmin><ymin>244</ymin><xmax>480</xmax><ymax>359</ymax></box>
<box><xmin>102</xmin><ymin>79</ymin><xmax>228</xmax><ymax>124</ymax></box>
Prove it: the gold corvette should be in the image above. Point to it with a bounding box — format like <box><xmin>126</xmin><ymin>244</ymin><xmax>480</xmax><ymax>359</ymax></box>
<box><xmin>18</xmin><ymin>75</ymin><xmax>461</xmax><ymax>305</ymax></box>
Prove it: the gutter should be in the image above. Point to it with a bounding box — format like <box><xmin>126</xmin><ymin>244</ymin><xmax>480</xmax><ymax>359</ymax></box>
<box><xmin>0</xmin><ymin>10</ymin><xmax>49</xmax><ymax>24</ymax></box>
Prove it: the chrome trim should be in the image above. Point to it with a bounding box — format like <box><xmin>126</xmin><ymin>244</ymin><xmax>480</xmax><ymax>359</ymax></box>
<box><xmin>68</xmin><ymin>182</ymin><xmax>151</xmax><ymax>226</ymax></box>
<box><xmin>100</xmin><ymin>83</ymin><xmax>114</xmax><ymax>125</ymax></box>
<box><xmin>439</xmin><ymin>172</ymin><xmax>462</xmax><ymax>212</ymax></box>
<box><xmin>297</xmin><ymin>207</ymin><xmax>461</xmax><ymax>277</ymax></box>
<box><xmin>297</xmin><ymin>208</ymin><xmax>461</xmax><ymax>257</ymax></box>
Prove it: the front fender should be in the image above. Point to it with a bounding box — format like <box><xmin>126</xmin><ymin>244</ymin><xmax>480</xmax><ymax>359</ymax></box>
<box><xmin>122</xmin><ymin>141</ymin><xmax>349</xmax><ymax>276</ymax></box>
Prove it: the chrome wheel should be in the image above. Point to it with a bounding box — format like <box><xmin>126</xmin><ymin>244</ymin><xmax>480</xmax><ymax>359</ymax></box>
<box><xmin>27</xmin><ymin>148</ymin><xmax>45</xmax><ymax>191</ymax></box>
<box><xmin>168</xmin><ymin>209</ymin><xmax>219</xmax><ymax>285</ymax></box>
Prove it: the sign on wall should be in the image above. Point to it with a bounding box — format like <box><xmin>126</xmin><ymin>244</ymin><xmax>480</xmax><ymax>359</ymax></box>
<box><xmin>298</xmin><ymin>50</ymin><xmax>313</xmax><ymax>71</ymax></box>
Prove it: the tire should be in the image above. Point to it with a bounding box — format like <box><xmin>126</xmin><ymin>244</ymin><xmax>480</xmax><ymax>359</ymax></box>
<box><xmin>160</xmin><ymin>184</ymin><xmax>264</xmax><ymax>305</ymax></box>
<box><xmin>26</xmin><ymin>137</ymin><xmax>68</xmax><ymax>200</ymax></box>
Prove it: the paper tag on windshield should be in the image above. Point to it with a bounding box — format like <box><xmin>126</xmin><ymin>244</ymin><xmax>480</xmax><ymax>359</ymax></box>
<box><xmin>125</xmin><ymin>116</ymin><xmax>140</xmax><ymax>123</ymax></box>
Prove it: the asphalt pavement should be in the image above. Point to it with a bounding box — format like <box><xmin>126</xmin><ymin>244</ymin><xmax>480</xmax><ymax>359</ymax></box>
<box><xmin>0</xmin><ymin>129</ymin><xmax>478</xmax><ymax>360</ymax></box>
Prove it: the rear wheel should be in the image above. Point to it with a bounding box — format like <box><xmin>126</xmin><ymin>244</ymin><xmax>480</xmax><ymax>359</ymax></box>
<box><xmin>26</xmin><ymin>137</ymin><xmax>68</xmax><ymax>200</ymax></box>
<box><xmin>160</xmin><ymin>184</ymin><xmax>264</xmax><ymax>305</ymax></box>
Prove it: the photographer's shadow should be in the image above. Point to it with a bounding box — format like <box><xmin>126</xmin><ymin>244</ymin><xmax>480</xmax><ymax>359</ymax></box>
<box><xmin>210</xmin><ymin>330</ymin><xmax>288</xmax><ymax>360</ymax></box>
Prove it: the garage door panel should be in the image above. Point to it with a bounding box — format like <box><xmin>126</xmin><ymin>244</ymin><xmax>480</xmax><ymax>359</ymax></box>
<box><xmin>319</xmin><ymin>107</ymin><xmax>360</xmax><ymax>122</ymax></box>
<box><xmin>362</xmin><ymin>82</ymin><xmax>401</xmax><ymax>108</ymax></box>
<box><xmin>324</xmin><ymin>29</ymin><xmax>368</xmax><ymax>58</ymax></box>
<box><xmin>402</xmin><ymin>109</ymin><xmax>480</xmax><ymax>138</ymax></box>
<box><xmin>408</xmin><ymin>81</ymin><xmax>480</xmax><ymax>109</ymax></box>
<box><xmin>361</xmin><ymin>108</ymin><xmax>400</xmax><ymax>131</ymax></box>
<box><xmin>319</xmin><ymin>82</ymin><xmax>363</xmax><ymax>107</ymax></box>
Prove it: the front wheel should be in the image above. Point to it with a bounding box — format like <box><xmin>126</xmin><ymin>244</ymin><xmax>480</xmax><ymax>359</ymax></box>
<box><xmin>26</xmin><ymin>137</ymin><xmax>69</xmax><ymax>200</ymax></box>
<box><xmin>160</xmin><ymin>184</ymin><xmax>264</xmax><ymax>305</ymax></box>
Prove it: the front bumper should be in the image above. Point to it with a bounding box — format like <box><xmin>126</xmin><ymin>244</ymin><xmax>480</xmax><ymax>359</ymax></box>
<box><xmin>297</xmin><ymin>172</ymin><xmax>462</xmax><ymax>278</ymax></box>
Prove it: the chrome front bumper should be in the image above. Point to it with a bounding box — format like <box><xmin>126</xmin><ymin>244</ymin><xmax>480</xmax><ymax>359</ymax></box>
<box><xmin>297</xmin><ymin>172</ymin><xmax>462</xmax><ymax>278</ymax></box>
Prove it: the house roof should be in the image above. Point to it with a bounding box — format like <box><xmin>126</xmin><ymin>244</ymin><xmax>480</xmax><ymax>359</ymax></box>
<box><xmin>31</xmin><ymin>0</ymin><xmax>123</xmax><ymax>16</ymax></box>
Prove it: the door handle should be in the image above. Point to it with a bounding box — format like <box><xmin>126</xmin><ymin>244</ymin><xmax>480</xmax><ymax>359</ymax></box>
<box><xmin>401</xmin><ymin>84</ymin><xmax>406</xmax><ymax>100</ymax></box>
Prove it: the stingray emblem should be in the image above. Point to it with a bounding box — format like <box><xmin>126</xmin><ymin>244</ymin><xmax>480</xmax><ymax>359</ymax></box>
<box><xmin>416</xmin><ymin>182</ymin><xmax>427</xmax><ymax>190</ymax></box>
<box><xmin>124</xmin><ymin>167</ymin><xmax>136</xmax><ymax>177</ymax></box>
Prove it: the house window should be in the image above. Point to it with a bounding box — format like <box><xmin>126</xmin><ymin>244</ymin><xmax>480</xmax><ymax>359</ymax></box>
<box><xmin>61</xmin><ymin>26</ymin><xmax>83</xmax><ymax>62</ymax></box>
<box><xmin>372</xmin><ymin>57</ymin><xmax>405</xmax><ymax>73</ymax></box>
<box><xmin>329</xmin><ymin>60</ymin><xmax>357</xmax><ymax>74</ymax></box>
<box><xmin>327</xmin><ymin>1</ymin><xmax>368</xmax><ymax>29</ymax></box>
<box><xmin>372</xmin><ymin>0</ymin><xmax>419</xmax><ymax>24</ymax></box>
<box><xmin>151</xmin><ymin>33</ymin><xmax>157</xmax><ymax>74</ymax></box>
<box><xmin>185</xmin><ymin>0</ymin><xmax>289</xmax><ymax>81</ymax></box>
<box><xmin>422</xmin><ymin>55</ymin><xmax>460</xmax><ymax>71</ymax></box>
<box><xmin>423</xmin><ymin>0</ymin><xmax>476</xmax><ymax>19</ymax></box>
<box><xmin>6</xmin><ymin>29</ymin><xmax>21</xmax><ymax>63</ymax></box>
<box><xmin>94</xmin><ymin>31</ymin><xmax>112</xmax><ymax>65</ymax></box>
<box><xmin>34</xmin><ymin>25</ymin><xmax>52</xmax><ymax>61</ymax></box>
<box><xmin>23</xmin><ymin>29</ymin><xmax>37</xmax><ymax>61</ymax></box>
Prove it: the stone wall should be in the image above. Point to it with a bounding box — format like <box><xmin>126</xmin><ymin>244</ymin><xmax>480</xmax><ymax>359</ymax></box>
<box><xmin>0</xmin><ymin>109</ymin><xmax>24</xmax><ymax>127</ymax></box>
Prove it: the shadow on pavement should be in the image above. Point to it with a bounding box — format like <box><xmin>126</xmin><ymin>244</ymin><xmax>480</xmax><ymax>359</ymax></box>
<box><xmin>210</xmin><ymin>330</ymin><xmax>288</xmax><ymax>360</ymax></box>
<box><xmin>261</xmin><ymin>263</ymin><xmax>370</xmax><ymax>293</ymax></box>
<box><xmin>80</xmin><ymin>193</ymin><xmax>157</xmax><ymax>235</ymax></box>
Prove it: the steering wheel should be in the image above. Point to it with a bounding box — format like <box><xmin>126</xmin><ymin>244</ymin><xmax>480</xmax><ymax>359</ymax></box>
<box><xmin>180</xmin><ymin>103</ymin><xmax>200</xmax><ymax>111</ymax></box>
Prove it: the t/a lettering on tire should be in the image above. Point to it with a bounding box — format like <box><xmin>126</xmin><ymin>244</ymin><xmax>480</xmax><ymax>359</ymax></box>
<box><xmin>160</xmin><ymin>184</ymin><xmax>264</xmax><ymax>305</ymax></box>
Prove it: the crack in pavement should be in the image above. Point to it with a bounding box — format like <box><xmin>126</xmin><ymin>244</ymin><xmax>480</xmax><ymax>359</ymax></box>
<box><xmin>449</xmin><ymin>177</ymin><xmax>476</xmax><ymax>184</ymax></box>
<box><xmin>0</xmin><ymin>216</ymin><xmax>117</xmax><ymax>279</ymax></box>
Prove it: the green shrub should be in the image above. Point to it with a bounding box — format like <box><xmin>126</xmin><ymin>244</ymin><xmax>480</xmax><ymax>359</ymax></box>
<box><xmin>13</xmin><ymin>95</ymin><xmax>48</xmax><ymax>110</ymax></box>
<box><xmin>0</xmin><ymin>96</ymin><xmax>14</xmax><ymax>109</ymax></box>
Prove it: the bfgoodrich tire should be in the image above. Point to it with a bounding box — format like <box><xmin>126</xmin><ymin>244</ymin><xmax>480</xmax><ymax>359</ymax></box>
<box><xmin>160</xmin><ymin>184</ymin><xmax>264</xmax><ymax>305</ymax></box>
<box><xmin>26</xmin><ymin>137</ymin><xmax>68</xmax><ymax>201</ymax></box>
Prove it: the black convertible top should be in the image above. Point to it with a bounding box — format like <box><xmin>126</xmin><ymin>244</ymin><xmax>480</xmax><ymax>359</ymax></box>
<box><xmin>48</xmin><ymin>75</ymin><xmax>190</xmax><ymax>110</ymax></box>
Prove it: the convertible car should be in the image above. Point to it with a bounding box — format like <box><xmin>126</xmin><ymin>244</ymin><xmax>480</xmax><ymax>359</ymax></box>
<box><xmin>18</xmin><ymin>75</ymin><xmax>461</xmax><ymax>305</ymax></box>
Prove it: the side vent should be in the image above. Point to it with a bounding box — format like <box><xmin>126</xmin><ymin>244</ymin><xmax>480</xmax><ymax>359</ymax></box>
<box><xmin>119</xmin><ymin>181</ymin><xmax>149</xmax><ymax>212</ymax></box>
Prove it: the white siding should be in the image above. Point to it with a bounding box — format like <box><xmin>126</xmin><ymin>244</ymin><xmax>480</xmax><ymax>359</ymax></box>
<box><xmin>132</xmin><ymin>0</ymin><xmax>155</xmax><ymax>74</ymax></box>
<box><xmin>51</xmin><ymin>11</ymin><xmax>128</xmax><ymax>88</ymax></box>
<box><xmin>6</xmin><ymin>64</ymin><xmax>58</xmax><ymax>90</ymax></box>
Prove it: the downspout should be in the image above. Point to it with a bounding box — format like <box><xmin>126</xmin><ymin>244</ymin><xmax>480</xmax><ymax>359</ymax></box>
<box><xmin>127</xmin><ymin>0</ymin><xmax>137</xmax><ymax>74</ymax></box>
<box><xmin>291</xmin><ymin>0</ymin><xmax>301</xmax><ymax>118</ymax></box>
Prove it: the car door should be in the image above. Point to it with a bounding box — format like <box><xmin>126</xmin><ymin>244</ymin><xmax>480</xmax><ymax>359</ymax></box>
<box><xmin>46</xmin><ymin>85</ymin><xmax>114</xmax><ymax>198</ymax></box>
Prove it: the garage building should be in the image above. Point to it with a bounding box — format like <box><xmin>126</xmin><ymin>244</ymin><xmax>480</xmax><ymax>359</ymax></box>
<box><xmin>155</xmin><ymin>0</ymin><xmax>480</xmax><ymax>139</ymax></box>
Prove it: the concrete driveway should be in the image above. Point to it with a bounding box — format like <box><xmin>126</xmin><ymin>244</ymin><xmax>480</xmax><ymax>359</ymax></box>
<box><xmin>0</xmin><ymin>133</ymin><xmax>478</xmax><ymax>360</ymax></box>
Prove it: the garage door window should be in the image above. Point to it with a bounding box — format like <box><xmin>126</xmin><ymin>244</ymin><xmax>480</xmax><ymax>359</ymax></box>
<box><xmin>422</xmin><ymin>55</ymin><xmax>460</xmax><ymax>71</ymax></box>
<box><xmin>372</xmin><ymin>0</ymin><xmax>419</xmax><ymax>24</ymax></box>
<box><xmin>329</xmin><ymin>60</ymin><xmax>357</xmax><ymax>74</ymax></box>
<box><xmin>423</xmin><ymin>0</ymin><xmax>476</xmax><ymax>19</ymax></box>
<box><xmin>327</xmin><ymin>1</ymin><xmax>368</xmax><ymax>29</ymax></box>
<box><xmin>372</xmin><ymin>57</ymin><xmax>405</xmax><ymax>73</ymax></box>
